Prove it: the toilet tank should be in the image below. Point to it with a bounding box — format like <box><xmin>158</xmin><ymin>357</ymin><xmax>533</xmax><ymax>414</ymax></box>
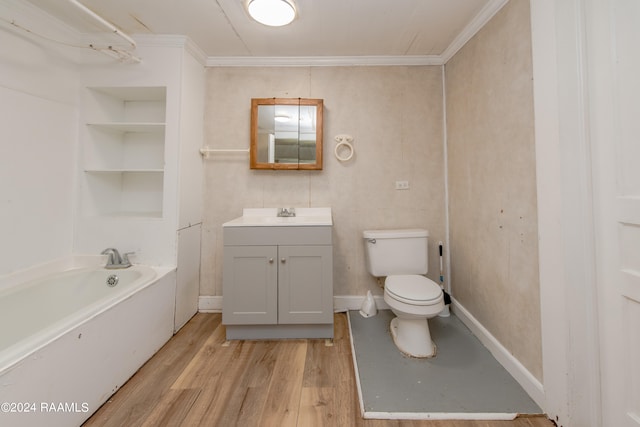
<box><xmin>363</xmin><ymin>229</ymin><xmax>429</xmax><ymax>277</ymax></box>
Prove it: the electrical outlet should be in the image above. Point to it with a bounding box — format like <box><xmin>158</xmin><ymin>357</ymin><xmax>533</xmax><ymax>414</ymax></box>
<box><xmin>395</xmin><ymin>180</ymin><xmax>410</xmax><ymax>190</ymax></box>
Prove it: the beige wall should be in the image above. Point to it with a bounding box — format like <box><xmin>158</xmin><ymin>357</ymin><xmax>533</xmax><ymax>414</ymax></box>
<box><xmin>445</xmin><ymin>0</ymin><xmax>542</xmax><ymax>380</ymax></box>
<box><xmin>201</xmin><ymin>66</ymin><xmax>446</xmax><ymax>298</ymax></box>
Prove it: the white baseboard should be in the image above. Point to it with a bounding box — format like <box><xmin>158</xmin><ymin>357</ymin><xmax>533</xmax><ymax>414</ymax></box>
<box><xmin>451</xmin><ymin>297</ymin><xmax>545</xmax><ymax>409</ymax></box>
<box><xmin>199</xmin><ymin>294</ymin><xmax>390</xmax><ymax>314</ymax></box>
<box><xmin>333</xmin><ymin>295</ymin><xmax>389</xmax><ymax>312</ymax></box>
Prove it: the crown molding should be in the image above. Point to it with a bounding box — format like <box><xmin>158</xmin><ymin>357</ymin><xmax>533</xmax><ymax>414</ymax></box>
<box><xmin>184</xmin><ymin>38</ymin><xmax>208</xmax><ymax>65</ymax></box>
<box><xmin>205</xmin><ymin>55</ymin><xmax>444</xmax><ymax>67</ymax></box>
<box><xmin>440</xmin><ymin>0</ymin><xmax>509</xmax><ymax>63</ymax></box>
<box><xmin>131</xmin><ymin>34</ymin><xmax>207</xmax><ymax>65</ymax></box>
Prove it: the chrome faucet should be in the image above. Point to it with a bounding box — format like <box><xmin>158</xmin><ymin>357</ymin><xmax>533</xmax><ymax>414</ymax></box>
<box><xmin>277</xmin><ymin>207</ymin><xmax>296</xmax><ymax>217</ymax></box>
<box><xmin>101</xmin><ymin>248</ymin><xmax>133</xmax><ymax>269</ymax></box>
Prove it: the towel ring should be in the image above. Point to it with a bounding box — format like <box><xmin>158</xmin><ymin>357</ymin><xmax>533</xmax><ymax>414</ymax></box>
<box><xmin>334</xmin><ymin>134</ymin><xmax>354</xmax><ymax>162</ymax></box>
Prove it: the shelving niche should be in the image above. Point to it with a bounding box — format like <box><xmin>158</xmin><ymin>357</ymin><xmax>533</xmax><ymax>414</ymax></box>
<box><xmin>81</xmin><ymin>86</ymin><xmax>166</xmax><ymax>218</ymax></box>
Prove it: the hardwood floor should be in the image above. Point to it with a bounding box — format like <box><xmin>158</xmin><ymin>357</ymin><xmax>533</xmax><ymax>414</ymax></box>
<box><xmin>83</xmin><ymin>313</ymin><xmax>554</xmax><ymax>427</ymax></box>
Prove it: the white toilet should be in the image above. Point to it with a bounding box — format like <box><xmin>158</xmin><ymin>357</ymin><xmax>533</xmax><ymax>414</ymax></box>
<box><xmin>363</xmin><ymin>229</ymin><xmax>444</xmax><ymax>358</ymax></box>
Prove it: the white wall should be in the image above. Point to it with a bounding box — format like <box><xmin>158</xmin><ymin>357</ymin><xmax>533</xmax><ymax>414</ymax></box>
<box><xmin>201</xmin><ymin>66</ymin><xmax>447</xmax><ymax>299</ymax></box>
<box><xmin>0</xmin><ymin>3</ymin><xmax>206</xmax><ymax>275</ymax></box>
<box><xmin>445</xmin><ymin>0</ymin><xmax>542</xmax><ymax>383</ymax></box>
<box><xmin>0</xmin><ymin>0</ymin><xmax>80</xmax><ymax>275</ymax></box>
<box><xmin>73</xmin><ymin>38</ymin><xmax>186</xmax><ymax>267</ymax></box>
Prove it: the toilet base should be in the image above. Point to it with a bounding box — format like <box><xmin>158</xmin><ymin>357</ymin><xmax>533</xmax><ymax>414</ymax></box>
<box><xmin>389</xmin><ymin>316</ymin><xmax>436</xmax><ymax>358</ymax></box>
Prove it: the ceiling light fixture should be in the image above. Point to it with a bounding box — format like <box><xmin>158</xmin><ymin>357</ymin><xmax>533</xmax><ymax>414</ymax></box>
<box><xmin>247</xmin><ymin>0</ymin><xmax>296</xmax><ymax>27</ymax></box>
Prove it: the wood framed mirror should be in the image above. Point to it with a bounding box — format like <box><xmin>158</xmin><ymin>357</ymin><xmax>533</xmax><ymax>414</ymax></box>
<box><xmin>250</xmin><ymin>98</ymin><xmax>323</xmax><ymax>170</ymax></box>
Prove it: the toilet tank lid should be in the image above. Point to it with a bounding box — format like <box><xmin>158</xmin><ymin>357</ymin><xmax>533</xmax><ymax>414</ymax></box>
<box><xmin>363</xmin><ymin>229</ymin><xmax>428</xmax><ymax>239</ymax></box>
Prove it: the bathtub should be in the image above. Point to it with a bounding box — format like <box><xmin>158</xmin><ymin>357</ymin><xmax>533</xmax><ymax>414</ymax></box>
<box><xmin>0</xmin><ymin>257</ymin><xmax>176</xmax><ymax>427</ymax></box>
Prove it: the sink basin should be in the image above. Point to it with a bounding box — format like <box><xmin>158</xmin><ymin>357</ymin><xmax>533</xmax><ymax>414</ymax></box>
<box><xmin>223</xmin><ymin>208</ymin><xmax>332</xmax><ymax>227</ymax></box>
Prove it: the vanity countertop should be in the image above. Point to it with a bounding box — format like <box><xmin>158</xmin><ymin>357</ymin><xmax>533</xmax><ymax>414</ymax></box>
<box><xmin>223</xmin><ymin>207</ymin><xmax>332</xmax><ymax>227</ymax></box>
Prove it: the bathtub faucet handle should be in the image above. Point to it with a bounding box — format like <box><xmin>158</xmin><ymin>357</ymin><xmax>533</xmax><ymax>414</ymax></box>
<box><xmin>101</xmin><ymin>248</ymin><xmax>132</xmax><ymax>269</ymax></box>
<box><xmin>121</xmin><ymin>252</ymin><xmax>135</xmax><ymax>267</ymax></box>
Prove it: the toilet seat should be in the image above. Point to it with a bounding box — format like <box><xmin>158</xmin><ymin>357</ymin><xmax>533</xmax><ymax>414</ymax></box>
<box><xmin>385</xmin><ymin>275</ymin><xmax>443</xmax><ymax>306</ymax></box>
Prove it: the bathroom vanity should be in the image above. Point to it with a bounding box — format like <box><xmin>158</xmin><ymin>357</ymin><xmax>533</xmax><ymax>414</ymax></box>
<box><xmin>222</xmin><ymin>208</ymin><xmax>333</xmax><ymax>340</ymax></box>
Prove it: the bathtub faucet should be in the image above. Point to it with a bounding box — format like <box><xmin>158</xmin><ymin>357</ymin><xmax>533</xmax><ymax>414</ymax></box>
<box><xmin>101</xmin><ymin>248</ymin><xmax>133</xmax><ymax>269</ymax></box>
<box><xmin>277</xmin><ymin>207</ymin><xmax>296</xmax><ymax>217</ymax></box>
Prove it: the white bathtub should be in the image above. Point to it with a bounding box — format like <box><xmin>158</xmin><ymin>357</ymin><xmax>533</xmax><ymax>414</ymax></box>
<box><xmin>0</xmin><ymin>257</ymin><xmax>176</xmax><ymax>427</ymax></box>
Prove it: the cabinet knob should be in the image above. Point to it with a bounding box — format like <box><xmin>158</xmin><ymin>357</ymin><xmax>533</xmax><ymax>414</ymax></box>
<box><xmin>269</xmin><ymin>258</ymin><xmax>274</xmax><ymax>263</ymax></box>
<box><xmin>281</xmin><ymin>258</ymin><xmax>286</xmax><ymax>263</ymax></box>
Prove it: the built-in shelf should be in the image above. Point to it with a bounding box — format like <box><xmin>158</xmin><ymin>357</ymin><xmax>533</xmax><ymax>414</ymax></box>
<box><xmin>81</xmin><ymin>86</ymin><xmax>167</xmax><ymax>218</ymax></box>
<box><xmin>83</xmin><ymin>171</ymin><xmax>164</xmax><ymax>218</ymax></box>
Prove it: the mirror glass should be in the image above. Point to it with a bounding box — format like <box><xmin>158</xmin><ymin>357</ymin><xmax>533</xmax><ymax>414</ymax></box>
<box><xmin>250</xmin><ymin>98</ymin><xmax>323</xmax><ymax>170</ymax></box>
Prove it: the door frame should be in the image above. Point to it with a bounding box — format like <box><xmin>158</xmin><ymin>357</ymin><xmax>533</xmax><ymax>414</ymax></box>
<box><xmin>530</xmin><ymin>1</ymin><xmax>602</xmax><ymax>425</ymax></box>
<box><xmin>532</xmin><ymin>0</ymin><xmax>639</xmax><ymax>425</ymax></box>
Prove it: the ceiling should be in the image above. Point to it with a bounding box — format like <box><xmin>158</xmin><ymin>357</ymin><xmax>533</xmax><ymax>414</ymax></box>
<box><xmin>21</xmin><ymin>0</ymin><xmax>507</xmax><ymax>63</ymax></box>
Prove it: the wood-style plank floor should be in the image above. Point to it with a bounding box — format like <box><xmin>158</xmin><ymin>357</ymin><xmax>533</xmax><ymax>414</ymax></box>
<box><xmin>83</xmin><ymin>313</ymin><xmax>554</xmax><ymax>427</ymax></box>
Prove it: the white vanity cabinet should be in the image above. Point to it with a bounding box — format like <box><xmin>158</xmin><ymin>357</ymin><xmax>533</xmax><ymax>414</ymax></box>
<box><xmin>222</xmin><ymin>222</ymin><xmax>333</xmax><ymax>340</ymax></box>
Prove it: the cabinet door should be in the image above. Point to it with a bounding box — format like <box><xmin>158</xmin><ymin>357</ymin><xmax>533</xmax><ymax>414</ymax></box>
<box><xmin>278</xmin><ymin>245</ymin><xmax>333</xmax><ymax>324</ymax></box>
<box><xmin>175</xmin><ymin>224</ymin><xmax>201</xmax><ymax>332</ymax></box>
<box><xmin>223</xmin><ymin>246</ymin><xmax>278</xmax><ymax>325</ymax></box>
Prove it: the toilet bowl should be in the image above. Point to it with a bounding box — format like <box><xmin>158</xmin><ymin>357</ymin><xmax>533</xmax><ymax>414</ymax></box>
<box><xmin>384</xmin><ymin>275</ymin><xmax>444</xmax><ymax>357</ymax></box>
<box><xmin>363</xmin><ymin>229</ymin><xmax>444</xmax><ymax>358</ymax></box>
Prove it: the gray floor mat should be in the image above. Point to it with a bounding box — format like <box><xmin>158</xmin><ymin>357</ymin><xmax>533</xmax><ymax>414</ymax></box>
<box><xmin>348</xmin><ymin>310</ymin><xmax>542</xmax><ymax>416</ymax></box>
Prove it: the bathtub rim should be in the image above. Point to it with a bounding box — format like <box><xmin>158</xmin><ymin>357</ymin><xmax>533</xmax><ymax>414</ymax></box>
<box><xmin>1</xmin><ymin>255</ymin><xmax>123</xmax><ymax>292</ymax></box>
<box><xmin>0</xmin><ymin>255</ymin><xmax>175</xmax><ymax>374</ymax></box>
